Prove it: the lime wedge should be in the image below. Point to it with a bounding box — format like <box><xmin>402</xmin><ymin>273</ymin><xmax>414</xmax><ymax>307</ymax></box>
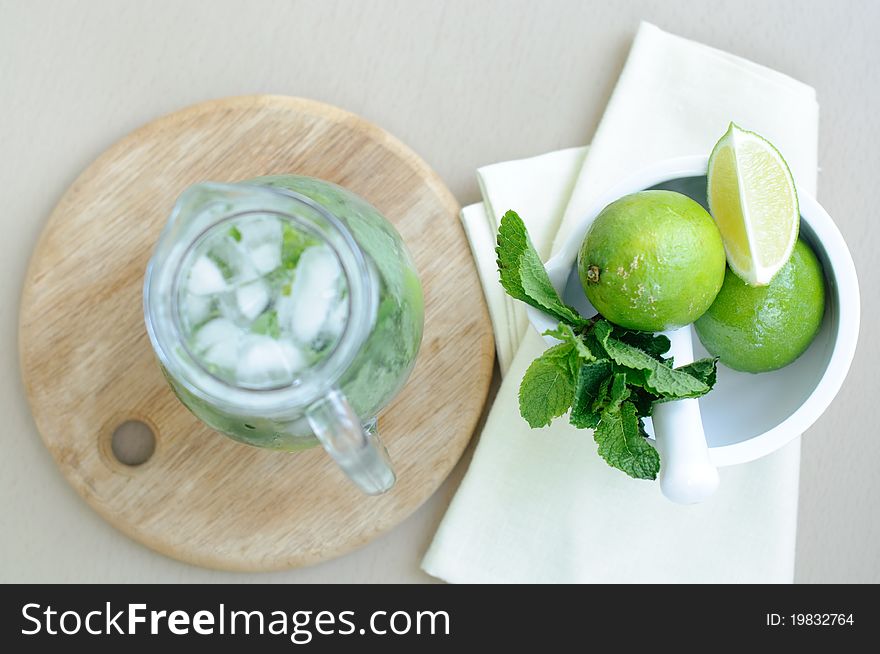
<box><xmin>707</xmin><ymin>123</ymin><xmax>799</xmax><ymax>286</ymax></box>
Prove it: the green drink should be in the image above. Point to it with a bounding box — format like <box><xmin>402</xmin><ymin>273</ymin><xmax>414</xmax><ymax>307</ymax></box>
<box><xmin>145</xmin><ymin>176</ymin><xmax>423</xmax><ymax>494</ymax></box>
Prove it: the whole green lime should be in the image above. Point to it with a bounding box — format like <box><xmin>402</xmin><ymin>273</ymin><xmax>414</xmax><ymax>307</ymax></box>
<box><xmin>578</xmin><ymin>190</ymin><xmax>726</xmax><ymax>332</ymax></box>
<box><xmin>694</xmin><ymin>239</ymin><xmax>825</xmax><ymax>373</ymax></box>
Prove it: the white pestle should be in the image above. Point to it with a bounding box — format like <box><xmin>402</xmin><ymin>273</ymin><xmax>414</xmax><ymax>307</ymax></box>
<box><xmin>652</xmin><ymin>325</ymin><xmax>719</xmax><ymax>504</ymax></box>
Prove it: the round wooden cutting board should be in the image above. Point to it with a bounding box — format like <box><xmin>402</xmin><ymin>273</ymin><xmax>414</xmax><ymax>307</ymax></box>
<box><xmin>19</xmin><ymin>95</ymin><xmax>494</xmax><ymax>571</ymax></box>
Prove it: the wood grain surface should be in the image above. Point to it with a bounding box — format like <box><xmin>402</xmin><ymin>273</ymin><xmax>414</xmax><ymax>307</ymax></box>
<box><xmin>18</xmin><ymin>95</ymin><xmax>494</xmax><ymax>571</ymax></box>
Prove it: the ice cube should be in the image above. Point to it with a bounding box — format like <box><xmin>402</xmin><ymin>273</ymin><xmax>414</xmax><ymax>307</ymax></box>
<box><xmin>193</xmin><ymin>318</ymin><xmax>239</xmax><ymax>354</ymax></box>
<box><xmin>236</xmin><ymin>334</ymin><xmax>296</xmax><ymax>386</ymax></box>
<box><xmin>239</xmin><ymin>216</ymin><xmax>282</xmax><ymax>244</ymax></box>
<box><xmin>235</xmin><ymin>280</ymin><xmax>269</xmax><ymax>321</ymax></box>
<box><xmin>202</xmin><ymin>342</ymin><xmax>239</xmax><ymax>371</ymax></box>
<box><xmin>239</xmin><ymin>217</ymin><xmax>282</xmax><ymax>275</ymax></box>
<box><xmin>248</xmin><ymin>242</ymin><xmax>281</xmax><ymax>276</ymax></box>
<box><xmin>282</xmin><ymin>245</ymin><xmax>344</xmax><ymax>345</ymax></box>
<box><xmin>187</xmin><ymin>256</ymin><xmax>227</xmax><ymax>295</ymax></box>
<box><xmin>192</xmin><ymin>318</ymin><xmax>241</xmax><ymax>371</ymax></box>
<box><xmin>207</xmin><ymin>237</ymin><xmax>259</xmax><ymax>285</ymax></box>
<box><xmin>278</xmin><ymin>339</ymin><xmax>307</xmax><ymax>373</ymax></box>
<box><xmin>184</xmin><ymin>293</ymin><xmax>213</xmax><ymax>327</ymax></box>
<box><xmin>275</xmin><ymin>292</ymin><xmax>295</xmax><ymax>337</ymax></box>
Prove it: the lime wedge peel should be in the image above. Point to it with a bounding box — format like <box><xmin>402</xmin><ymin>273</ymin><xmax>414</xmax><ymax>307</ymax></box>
<box><xmin>707</xmin><ymin>123</ymin><xmax>799</xmax><ymax>286</ymax></box>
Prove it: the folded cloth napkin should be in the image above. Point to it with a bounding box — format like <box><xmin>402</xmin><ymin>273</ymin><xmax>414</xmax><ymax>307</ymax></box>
<box><xmin>422</xmin><ymin>21</ymin><xmax>817</xmax><ymax>583</ymax></box>
<box><xmin>465</xmin><ymin>146</ymin><xmax>587</xmax><ymax>374</ymax></box>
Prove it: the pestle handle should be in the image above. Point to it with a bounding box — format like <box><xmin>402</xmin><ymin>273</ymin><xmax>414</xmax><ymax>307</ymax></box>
<box><xmin>652</xmin><ymin>326</ymin><xmax>720</xmax><ymax>504</ymax></box>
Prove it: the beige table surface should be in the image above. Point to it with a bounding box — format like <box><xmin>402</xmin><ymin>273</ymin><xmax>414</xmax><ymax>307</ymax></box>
<box><xmin>1</xmin><ymin>0</ymin><xmax>878</xmax><ymax>583</ymax></box>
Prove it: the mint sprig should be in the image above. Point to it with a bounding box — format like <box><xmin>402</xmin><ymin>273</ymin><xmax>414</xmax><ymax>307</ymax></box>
<box><xmin>498</xmin><ymin>210</ymin><xmax>718</xmax><ymax>480</ymax></box>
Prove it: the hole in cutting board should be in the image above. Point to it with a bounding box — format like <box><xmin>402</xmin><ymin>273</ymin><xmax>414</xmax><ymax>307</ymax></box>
<box><xmin>110</xmin><ymin>420</ymin><xmax>156</xmax><ymax>466</ymax></box>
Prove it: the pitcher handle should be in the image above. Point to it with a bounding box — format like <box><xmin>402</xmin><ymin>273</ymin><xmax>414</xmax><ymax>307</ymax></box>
<box><xmin>306</xmin><ymin>388</ymin><xmax>395</xmax><ymax>495</ymax></box>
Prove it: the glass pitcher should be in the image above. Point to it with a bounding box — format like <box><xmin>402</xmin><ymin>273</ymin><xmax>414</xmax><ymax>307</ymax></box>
<box><xmin>144</xmin><ymin>176</ymin><xmax>424</xmax><ymax>494</ymax></box>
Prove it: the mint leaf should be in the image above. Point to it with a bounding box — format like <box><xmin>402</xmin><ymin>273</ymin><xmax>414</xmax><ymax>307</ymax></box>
<box><xmin>630</xmin><ymin>386</ymin><xmax>656</xmax><ymax>418</ymax></box>
<box><xmin>251</xmin><ymin>310</ymin><xmax>280</xmax><ymax>338</ymax></box>
<box><xmin>609</xmin><ymin>372</ymin><xmax>630</xmax><ymax>408</ymax></box>
<box><xmin>594</xmin><ymin>321</ymin><xmax>709</xmax><ymax>399</ymax></box>
<box><xmin>591</xmin><ymin>375</ymin><xmax>612</xmax><ymax>414</ymax></box>
<box><xmin>570</xmin><ymin>360</ymin><xmax>612</xmax><ymax>428</ymax></box>
<box><xmin>610</xmin><ymin>326</ymin><xmax>670</xmax><ymax>360</ymax></box>
<box><xmin>621</xmin><ymin>367</ymin><xmax>649</xmax><ymax>388</ymax></box>
<box><xmin>581</xmin><ymin>331</ymin><xmax>608</xmax><ymax>362</ymax></box>
<box><xmin>228</xmin><ymin>226</ymin><xmax>242</xmax><ymax>242</ymax></box>
<box><xmin>544</xmin><ymin>323</ymin><xmax>595</xmax><ymax>362</ymax></box>
<box><xmin>676</xmin><ymin>358</ymin><xmax>718</xmax><ymax>388</ymax></box>
<box><xmin>652</xmin><ymin>357</ymin><xmax>719</xmax><ymax>404</ymax></box>
<box><xmin>617</xmin><ymin>367</ymin><xmax>659</xmax><ymax>417</ymax></box>
<box><xmin>282</xmin><ymin>223</ymin><xmax>318</xmax><ymax>269</ymax></box>
<box><xmin>592</xmin><ymin>319</ymin><xmax>614</xmax><ymax>347</ymax></box>
<box><xmin>518</xmin><ymin>343</ymin><xmax>578</xmax><ymax>428</ymax></box>
<box><xmin>497</xmin><ymin>211</ymin><xmax>587</xmax><ymax>327</ymax></box>
<box><xmin>594</xmin><ymin>401</ymin><xmax>660</xmax><ymax>480</ymax></box>
<box><xmin>207</xmin><ymin>251</ymin><xmax>234</xmax><ymax>280</ymax></box>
